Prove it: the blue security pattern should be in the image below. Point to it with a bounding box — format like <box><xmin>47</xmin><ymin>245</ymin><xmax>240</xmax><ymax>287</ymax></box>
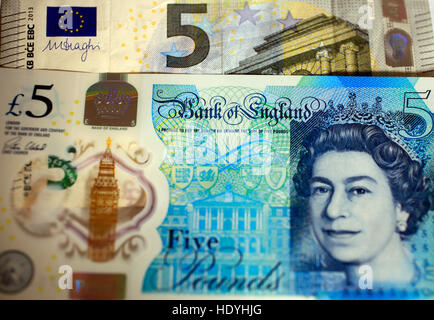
<box><xmin>144</xmin><ymin>80</ymin><xmax>434</xmax><ymax>298</ymax></box>
<box><xmin>142</xmin><ymin>189</ymin><xmax>291</xmax><ymax>294</ymax></box>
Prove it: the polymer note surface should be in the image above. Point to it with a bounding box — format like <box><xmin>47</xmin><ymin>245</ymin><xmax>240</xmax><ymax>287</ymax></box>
<box><xmin>0</xmin><ymin>69</ymin><xmax>433</xmax><ymax>299</ymax></box>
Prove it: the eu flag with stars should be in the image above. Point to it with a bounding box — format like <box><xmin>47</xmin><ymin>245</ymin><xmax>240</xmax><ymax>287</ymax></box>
<box><xmin>46</xmin><ymin>6</ymin><xmax>97</xmax><ymax>37</ymax></box>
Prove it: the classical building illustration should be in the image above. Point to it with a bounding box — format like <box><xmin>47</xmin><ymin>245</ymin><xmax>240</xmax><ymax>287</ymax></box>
<box><xmin>88</xmin><ymin>137</ymin><xmax>120</xmax><ymax>262</ymax></box>
<box><xmin>226</xmin><ymin>14</ymin><xmax>371</xmax><ymax>75</ymax></box>
<box><xmin>143</xmin><ymin>188</ymin><xmax>291</xmax><ymax>293</ymax></box>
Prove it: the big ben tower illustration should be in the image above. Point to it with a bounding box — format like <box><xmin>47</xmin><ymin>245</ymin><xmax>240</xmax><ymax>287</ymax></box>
<box><xmin>88</xmin><ymin>137</ymin><xmax>120</xmax><ymax>262</ymax></box>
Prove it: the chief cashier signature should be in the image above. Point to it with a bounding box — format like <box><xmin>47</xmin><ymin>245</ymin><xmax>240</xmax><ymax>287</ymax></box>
<box><xmin>3</xmin><ymin>137</ymin><xmax>47</xmax><ymax>152</ymax></box>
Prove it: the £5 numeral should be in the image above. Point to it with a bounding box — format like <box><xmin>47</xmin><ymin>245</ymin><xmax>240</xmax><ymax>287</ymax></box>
<box><xmin>6</xmin><ymin>84</ymin><xmax>54</xmax><ymax>118</ymax></box>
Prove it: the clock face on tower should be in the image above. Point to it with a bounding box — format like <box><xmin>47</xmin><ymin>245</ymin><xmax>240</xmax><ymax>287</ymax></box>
<box><xmin>0</xmin><ymin>250</ymin><xmax>34</xmax><ymax>294</ymax></box>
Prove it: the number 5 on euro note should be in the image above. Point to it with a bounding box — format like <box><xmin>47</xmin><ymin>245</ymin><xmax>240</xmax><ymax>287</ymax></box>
<box><xmin>166</xmin><ymin>4</ymin><xmax>210</xmax><ymax>68</ymax></box>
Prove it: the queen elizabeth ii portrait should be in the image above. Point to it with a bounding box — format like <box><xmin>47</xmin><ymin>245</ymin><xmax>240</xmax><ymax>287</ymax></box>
<box><xmin>293</xmin><ymin>123</ymin><xmax>431</xmax><ymax>289</ymax></box>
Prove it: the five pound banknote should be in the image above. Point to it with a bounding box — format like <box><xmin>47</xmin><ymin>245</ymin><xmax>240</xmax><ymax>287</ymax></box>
<box><xmin>2</xmin><ymin>0</ymin><xmax>434</xmax><ymax>75</ymax></box>
<box><xmin>0</xmin><ymin>68</ymin><xmax>433</xmax><ymax>299</ymax></box>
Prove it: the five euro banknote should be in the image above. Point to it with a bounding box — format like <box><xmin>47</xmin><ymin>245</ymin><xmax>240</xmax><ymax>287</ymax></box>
<box><xmin>1</xmin><ymin>0</ymin><xmax>434</xmax><ymax>76</ymax></box>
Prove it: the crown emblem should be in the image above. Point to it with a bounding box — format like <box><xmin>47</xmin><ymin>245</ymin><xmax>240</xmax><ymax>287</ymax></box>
<box><xmin>322</xmin><ymin>93</ymin><xmax>410</xmax><ymax>134</ymax></box>
<box><xmin>320</xmin><ymin>92</ymin><xmax>428</xmax><ymax>163</ymax></box>
<box><xmin>94</xmin><ymin>89</ymin><xmax>131</xmax><ymax>119</ymax></box>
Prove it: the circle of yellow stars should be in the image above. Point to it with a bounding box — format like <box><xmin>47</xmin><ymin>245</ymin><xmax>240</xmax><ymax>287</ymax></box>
<box><xmin>59</xmin><ymin>10</ymin><xmax>85</xmax><ymax>34</ymax></box>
